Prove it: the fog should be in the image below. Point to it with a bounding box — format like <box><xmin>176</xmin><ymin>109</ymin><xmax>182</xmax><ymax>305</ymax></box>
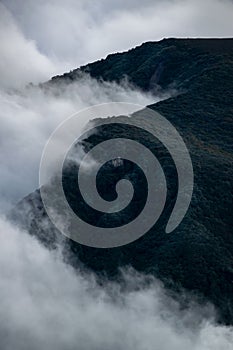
<box><xmin>1</xmin><ymin>77</ymin><xmax>232</xmax><ymax>349</ymax></box>
<box><xmin>0</xmin><ymin>216</ymin><xmax>232</xmax><ymax>350</ymax></box>
<box><xmin>0</xmin><ymin>75</ymin><xmax>156</xmax><ymax>211</ymax></box>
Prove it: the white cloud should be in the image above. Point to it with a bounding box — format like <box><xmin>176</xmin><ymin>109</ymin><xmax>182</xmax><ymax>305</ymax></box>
<box><xmin>0</xmin><ymin>74</ymin><xmax>157</xmax><ymax>211</ymax></box>
<box><xmin>0</xmin><ymin>216</ymin><xmax>232</xmax><ymax>350</ymax></box>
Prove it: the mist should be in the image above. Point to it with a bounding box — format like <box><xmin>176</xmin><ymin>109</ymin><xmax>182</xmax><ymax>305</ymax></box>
<box><xmin>0</xmin><ymin>216</ymin><xmax>232</xmax><ymax>350</ymax></box>
<box><xmin>0</xmin><ymin>75</ymin><xmax>157</xmax><ymax>211</ymax></box>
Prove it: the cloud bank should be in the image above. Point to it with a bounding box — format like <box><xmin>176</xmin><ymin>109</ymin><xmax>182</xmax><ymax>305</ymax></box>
<box><xmin>0</xmin><ymin>216</ymin><xmax>233</xmax><ymax>350</ymax></box>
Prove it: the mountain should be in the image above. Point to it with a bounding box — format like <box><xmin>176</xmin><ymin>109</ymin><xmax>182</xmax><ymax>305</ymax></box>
<box><xmin>10</xmin><ymin>38</ymin><xmax>233</xmax><ymax>324</ymax></box>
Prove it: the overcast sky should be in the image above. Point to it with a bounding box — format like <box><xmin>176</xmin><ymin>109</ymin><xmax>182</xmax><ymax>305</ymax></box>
<box><xmin>0</xmin><ymin>0</ymin><xmax>233</xmax><ymax>87</ymax></box>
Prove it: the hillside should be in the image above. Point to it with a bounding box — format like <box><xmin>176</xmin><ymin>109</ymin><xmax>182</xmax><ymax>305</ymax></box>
<box><xmin>11</xmin><ymin>38</ymin><xmax>233</xmax><ymax>324</ymax></box>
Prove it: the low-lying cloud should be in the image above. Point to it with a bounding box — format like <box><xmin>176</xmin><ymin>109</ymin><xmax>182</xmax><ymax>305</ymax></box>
<box><xmin>0</xmin><ymin>216</ymin><xmax>232</xmax><ymax>350</ymax></box>
<box><xmin>0</xmin><ymin>74</ymin><xmax>157</xmax><ymax>211</ymax></box>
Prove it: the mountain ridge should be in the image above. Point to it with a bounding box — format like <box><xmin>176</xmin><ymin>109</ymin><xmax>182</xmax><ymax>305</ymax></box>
<box><xmin>50</xmin><ymin>37</ymin><xmax>233</xmax><ymax>91</ymax></box>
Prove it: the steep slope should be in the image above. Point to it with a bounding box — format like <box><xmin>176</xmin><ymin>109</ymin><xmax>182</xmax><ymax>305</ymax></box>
<box><xmin>11</xmin><ymin>39</ymin><xmax>233</xmax><ymax>324</ymax></box>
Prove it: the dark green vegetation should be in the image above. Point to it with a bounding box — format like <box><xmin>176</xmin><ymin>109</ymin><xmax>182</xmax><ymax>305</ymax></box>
<box><xmin>12</xmin><ymin>39</ymin><xmax>233</xmax><ymax>324</ymax></box>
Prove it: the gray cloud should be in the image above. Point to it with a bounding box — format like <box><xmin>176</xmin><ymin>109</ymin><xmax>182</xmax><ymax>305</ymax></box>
<box><xmin>1</xmin><ymin>0</ymin><xmax>233</xmax><ymax>87</ymax></box>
